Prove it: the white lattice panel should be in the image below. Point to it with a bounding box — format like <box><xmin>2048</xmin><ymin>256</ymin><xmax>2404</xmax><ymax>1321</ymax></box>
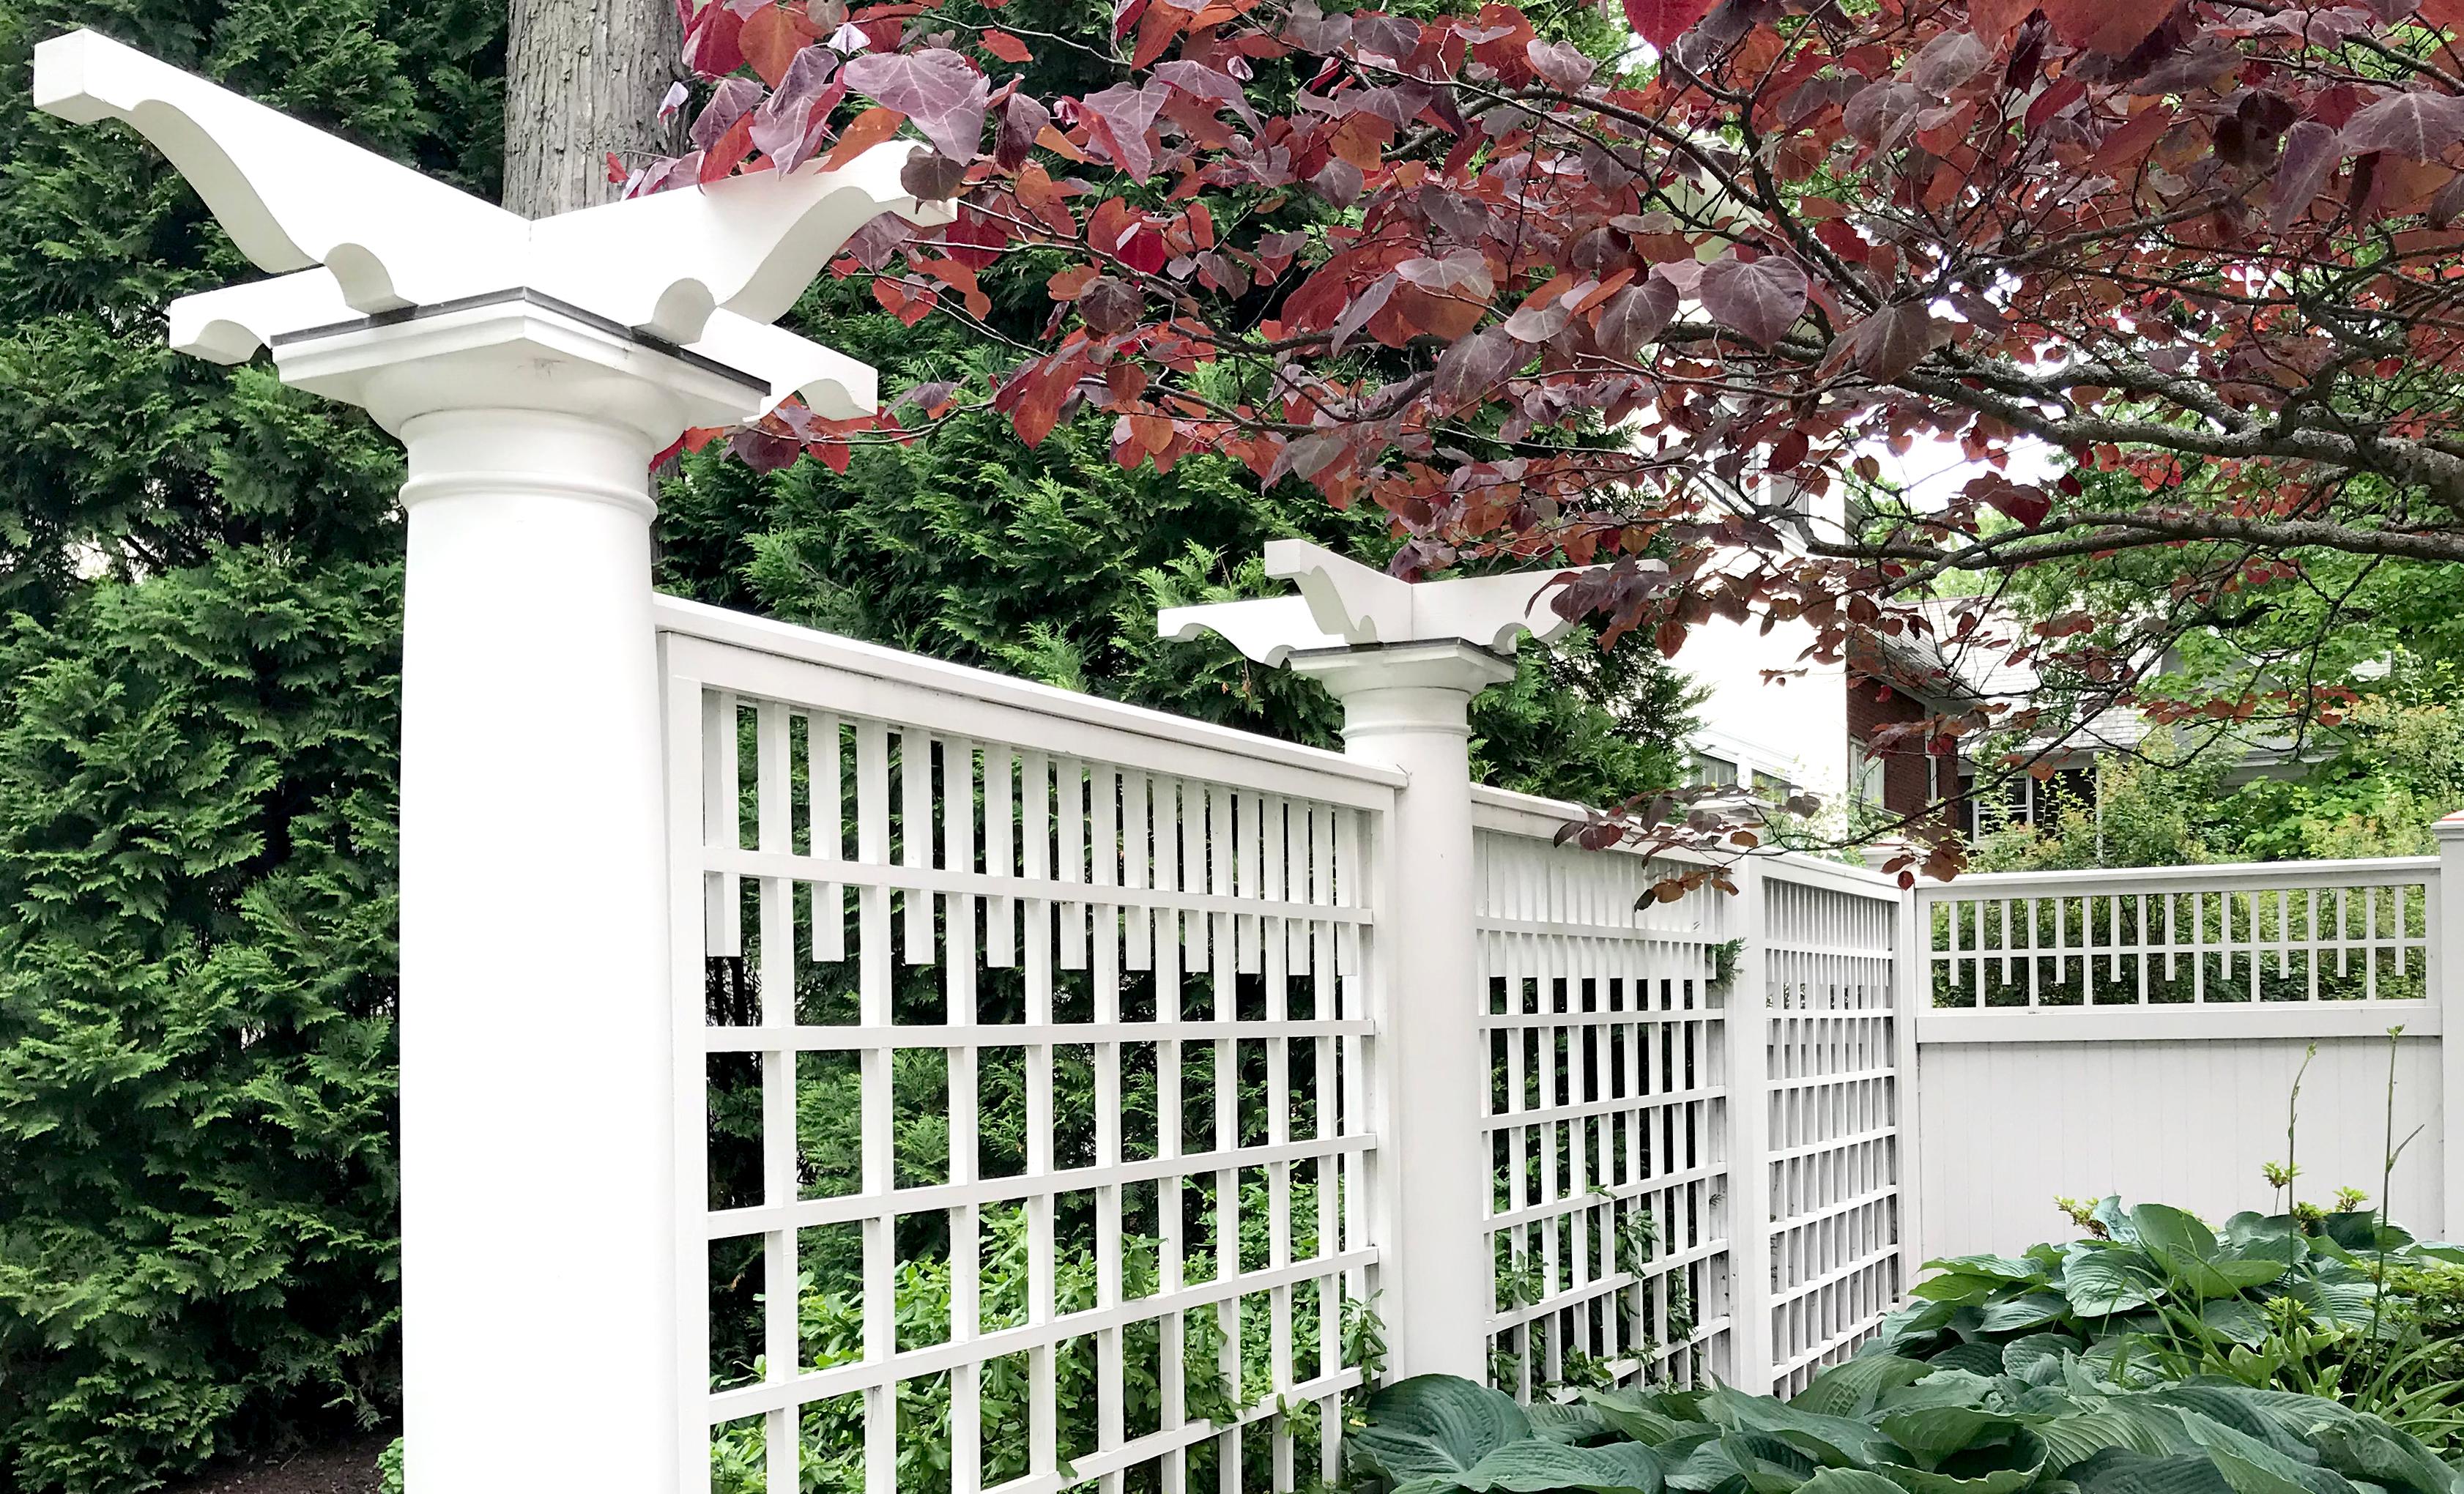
<box><xmin>1927</xmin><ymin>861</ymin><xmax>2435</xmax><ymax>1008</ymax></box>
<box><xmin>1756</xmin><ymin>866</ymin><xmax>1905</xmax><ymax>1396</ymax></box>
<box><xmin>662</xmin><ymin>628</ymin><xmax>1392</xmax><ymax>1494</ymax></box>
<box><xmin>1469</xmin><ymin>800</ymin><xmax>1734</xmax><ymax>1400</ymax></box>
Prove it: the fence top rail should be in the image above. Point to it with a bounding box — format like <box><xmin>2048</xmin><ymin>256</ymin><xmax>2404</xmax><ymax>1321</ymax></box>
<box><xmin>653</xmin><ymin>593</ymin><xmax>1408</xmax><ymax>792</ymax></box>
<box><xmin>1918</xmin><ymin>855</ymin><xmax>2439</xmax><ymax>899</ymax></box>
<box><xmin>1469</xmin><ymin>782</ymin><xmax>1899</xmax><ymax>893</ymax></box>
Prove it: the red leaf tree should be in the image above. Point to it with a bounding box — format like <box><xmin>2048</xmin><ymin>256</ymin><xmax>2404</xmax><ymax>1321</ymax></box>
<box><xmin>643</xmin><ymin>0</ymin><xmax>2464</xmax><ymax>880</ymax></box>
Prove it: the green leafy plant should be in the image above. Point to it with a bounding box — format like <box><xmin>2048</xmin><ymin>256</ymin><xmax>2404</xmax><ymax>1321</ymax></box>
<box><xmin>1876</xmin><ymin>1201</ymin><xmax>2464</xmax><ymax>1452</ymax></box>
<box><xmin>1348</xmin><ymin>1350</ymin><xmax>2464</xmax><ymax>1494</ymax></box>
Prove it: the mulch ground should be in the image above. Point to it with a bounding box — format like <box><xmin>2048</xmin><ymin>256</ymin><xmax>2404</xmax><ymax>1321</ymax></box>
<box><xmin>160</xmin><ymin>1432</ymin><xmax>394</xmax><ymax>1494</ymax></box>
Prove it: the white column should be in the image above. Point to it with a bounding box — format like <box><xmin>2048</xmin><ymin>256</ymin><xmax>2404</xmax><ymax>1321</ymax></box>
<box><xmin>1292</xmin><ymin>642</ymin><xmax>1513</xmax><ymax>1381</ymax></box>
<box><xmin>2434</xmin><ymin>814</ymin><xmax>2464</xmax><ymax>1238</ymax></box>
<box><xmin>272</xmin><ymin>300</ymin><xmax>768</xmax><ymax>1492</ymax></box>
<box><xmin>1723</xmin><ymin>857</ymin><xmax>1775</xmax><ymax>1394</ymax></box>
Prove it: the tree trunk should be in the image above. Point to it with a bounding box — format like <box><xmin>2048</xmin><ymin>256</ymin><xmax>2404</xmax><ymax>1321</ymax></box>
<box><xmin>502</xmin><ymin>0</ymin><xmax>685</xmax><ymax>217</ymax></box>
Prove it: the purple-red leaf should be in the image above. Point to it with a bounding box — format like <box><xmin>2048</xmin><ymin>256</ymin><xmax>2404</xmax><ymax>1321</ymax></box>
<box><xmin>1398</xmin><ymin>250</ymin><xmax>1495</xmax><ymax>300</ymax></box>
<box><xmin>1504</xmin><ymin>297</ymin><xmax>1570</xmax><ymax>343</ymax></box>
<box><xmin>1696</xmin><ymin>253</ymin><xmax>1808</xmax><ymax>350</ymax></box>
<box><xmin>1151</xmin><ymin>61</ymin><xmax>1260</xmax><ymax>130</ymax></box>
<box><xmin>1079</xmin><ymin>81</ymin><xmax>1168</xmax><ymax>182</ymax></box>
<box><xmin>2340</xmin><ymin>89</ymin><xmax>2464</xmax><ymax>159</ymax></box>
<box><xmin>1848</xmin><ymin>300</ymin><xmax>1946</xmax><ymax>380</ymax></box>
<box><xmin>1332</xmin><ymin>272</ymin><xmax>1398</xmax><ymax>354</ymax></box>
<box><xmin>2269</xmin><ymin>119</ymin><xmax>2339</xmax><ymax>233</ymax></box>
<box><xmin>901</xmin><ymin>147</ymin><xmax>970</xmax><ymax>201</ymax></box>
<box><xmin>1078</xmin><ymin>275</ymin><xmax>1144</xmax><ymax>335</ymax></box>
<box><xmin>995</xmin><ymin>92</ymin><xmax>1050</xmax><ymax>171</ymax></box>
<box><xmin>1432</xmin><ymin>326</ymin><xmax>1520</xmax><ymax>408</ymax></box>
<box><xmin>1623</xmin><ymin>0</ymin><xmax>1719</xmax><ymax>51</ymax></box>
<box><xmin>751</xmin><ymin>48</ymin><xmax>842</xmax><ymax>168</ymax></box>
<box><xmin>842</xmin><ymin>49</ymin><xmax>990</xmax><ymax>163</ymax></box>
<box><xmin>1909</xmin><ymin>29</ymin><xmax>1989</xmax><ymax>92</ymax></box>
<box><xmin>1595</xmin><ymin>277</ymin><xmax>1677</xmax><ymax>362</ymax></box>
<box><xmin>691</xmin><ymin>77</ymin><xmax>764</xmax><ymax>151</ymax></box>
<box><xmin>1526</xmin><ymin>39</ymin><xmax>1595</xmax><ymax>86</ymax></box>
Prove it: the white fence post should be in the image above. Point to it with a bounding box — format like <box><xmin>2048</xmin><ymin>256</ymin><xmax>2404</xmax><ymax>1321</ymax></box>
<box><xmin>1295</xmin><ymin>642</ymin><xmax>1515</xmax><ymax>1381</ymax></box>
<box><xmin>2435</xmin><ymin>814</ymin><xmax>2464</xmax><ymax>1236</ymax></box>
<box><xmin>29</xmin><ymin>34</ymin><xmax>950</xmax><ymax>1492</ymax></box>
<box><xmin>1725</xmin><ymin>857</ymin><xmax>1775</xmax><ymax>1394</ymax></box>
<box><xmin>1158</xmin><ymin>543</ymin><xmax>1612</xmax><ymax>1383</ymax></box>
<box><xmin>1894</xmin><ymin>887</ymin><xmax>1928</xmax><ymax>1296</ymax></box>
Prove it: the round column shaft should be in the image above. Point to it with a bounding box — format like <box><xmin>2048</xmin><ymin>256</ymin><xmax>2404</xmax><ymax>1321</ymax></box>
<box><xmin>1292</xmin><ymin>641</ymin><xmax>1515</xmax><ymax>1381</ymax></box>
<box><xmin>396</xmin><ymin>405</ymin><xmax>673</xmax><ymax>1491</ymax></box>
<box><xmin>273</xmin><ymin>299</ymin><xmax>775</xmax><ymax>1493</ymax></box>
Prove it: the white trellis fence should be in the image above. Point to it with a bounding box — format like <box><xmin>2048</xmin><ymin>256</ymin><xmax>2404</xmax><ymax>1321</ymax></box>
<box><xmin>656</xmin><ymin>598</ymin><xmax>1931</xmax><ymax>1494</ymax></box>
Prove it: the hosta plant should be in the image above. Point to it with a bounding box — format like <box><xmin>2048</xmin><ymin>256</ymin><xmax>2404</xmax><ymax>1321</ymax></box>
<box><xmin>1346</xmin><ymin>1349</ymin><xmax>2464</xmax><ymax>1494</ymax></box>
<box><xmin>1873</xmin><ymin>1201</ymin><xmax>2464</xmax><ymax>1450</ymax></box>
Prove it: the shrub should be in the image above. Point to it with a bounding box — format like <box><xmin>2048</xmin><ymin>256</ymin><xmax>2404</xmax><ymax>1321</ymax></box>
<box><xmin>1347</xmin><ymin>1354</ymin><xmax>2464</xmax><ymax>1494</ymax></box>
<box><xmin>1872</xmin><ymin>1201</ymin><xmax>2464</xmax><ymax>1452</ymax></box>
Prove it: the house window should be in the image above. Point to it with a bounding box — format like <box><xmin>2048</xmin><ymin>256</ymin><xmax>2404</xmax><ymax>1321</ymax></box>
<box><xmin>1690</xmin><ymin>752</ymin><xmax>1738</xmax><ymax>788</ymax></box>
<box><xmin>1849</xmin><ymin>743</ymin><xmax>1884</xmax><ymax>811</ymax></box>
<box><xmin>1958</xmin><ymin>765</ymin><xmax>2098</xmax><ymax>837</ymax></box>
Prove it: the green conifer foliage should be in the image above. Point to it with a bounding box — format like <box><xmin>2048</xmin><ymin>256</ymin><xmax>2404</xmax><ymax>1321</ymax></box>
<box><xmin>0</xmin><ymin>3</ymin><xmax>498</xmax><ymax>1488</ymax></box>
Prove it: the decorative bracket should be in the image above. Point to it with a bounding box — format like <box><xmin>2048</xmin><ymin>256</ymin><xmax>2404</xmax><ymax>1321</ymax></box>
<box><xmin>34</xmin><ymin>27</ymin><xmax>956</xmax><ymax>420</ymax></box>
<box><xmin>1159</xmin><ymin>539</ymin><xmax>1594</xmax><ymax>666</ymax></box>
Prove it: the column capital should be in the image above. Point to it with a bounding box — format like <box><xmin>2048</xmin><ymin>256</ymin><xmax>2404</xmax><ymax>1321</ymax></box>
<box><xmin>2435</xmin><ymin>811</ymin><xmax>2464</xmax><ymax>841</ymax></box>
<box><xmin>271</xmin><ymin>291</ymin><xmax>778</xmax><ymax>453</ymax></box>
<box><xmin>1288</xmin><ymin>640</ymin><xmax>1517</xmax><ymax>743</ymax></box>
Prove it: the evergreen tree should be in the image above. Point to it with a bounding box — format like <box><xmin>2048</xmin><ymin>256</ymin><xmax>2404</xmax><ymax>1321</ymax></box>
<box><xmin>0</xmin><ymin>3</ymin><xmax>497</xmax><ymax>1488</ymax></box>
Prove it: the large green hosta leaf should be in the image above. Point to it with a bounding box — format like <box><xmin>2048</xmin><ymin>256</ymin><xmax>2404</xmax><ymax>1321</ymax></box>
<box><xmin>2063</xmin><ymin>1252</ymin><xmax>2168</xmax><ymax>1317</ymax></box>
<box><xmin>2131</xmin><ymin>1207</ymin><xmax>2222</xmax><ymax>1261</ymax></box>
<box><xmin>2067</xmin><ymin>1447</ymin><xmax>2241</xmax><ymax>1494</ymax></box>
<box><xmin>1795</xmin><ymin>1358</ymin><xmax>1934</xmax><ymax>1419</ymax></box>
<box><xmin>1869</xmin><ymin>1457</ymin><xmax>2041</xmax><ymax>1494</ymax></box>
<box><xmin>1981</xmin><ymin>1293</ymin><xmax>2077</xmax><ymax>1334</ymax></box>
<box><xmin>1663</xmin><ymin>1430</ymin><xmax>1816</xmax><ymax>1493</ymax></box>
<box><xmin>2171</xmin><ymin>1408</ymin><xmax>2357</xmax><ymax>1494</ymax></box>
<box><xmin>2156</xmin><ymin>1253</ymin><xmax>2288</xmax><ymax>1301</ymax></box>
<box><xmin>2194</xmin><ymin>1299</ymin><xmax>2271</xmax><ymax>1348</ymax></box>
<box><xmin>1931</xmin><ymin>1343</ymin><xmax>2011</xmax><ymax>1377</ymax></box>
<box><xmin>2220</xmin><ymin>1216</ymin><xmax>2307</xmax><ymax>1271</ymax></box>
<box><xmin>1389</xmin><ymin>1438</ymin><xmax>1668</xmax><ymax>1494</ymax></box>
<box><xmin>1352</xmin><ymin>1376</ymin><xmax>1535</xmax><ymax>1482</ymax></box>
<box><xmin>1929</xmin><ymin>1257</ymin><xmax>2059</xmax><ymax>1285</ymax></box>
<box><xmin>1878</xmin><ymin>1407</ymin><xmax>2028</xmax><ymax>1465</ymax></box>
<box><xmin>2036</xmin><ymin>1405</ymin><xmax>2189</xmax><ymax>1472</ymax></box>
<box><xmin>2139</xmin><ymin>1388</ymin><xmax>2318</xmax><ymax>1463</ymax></box>
<box><xmin>2308</xmin><ymin>1415</ymin><xmax>2461</xmax><ymax>1494</ymax></box>
<box><xmin>1706</xmin><ymin>1388</ymin><xmax>1905</xmax><ymax>1466</ymax></box>
<box><xmin>2003</xmin><ymin>1335</ymin><xmax>2090</xmax><ymax>1388</ymax></box>
<box><xmin>1584</xmin><ymin>1390</ymin><xmax>1695</xmax><ymax>1446</ymax></box>
<box><xmin>1533</xmin><ymin>1402</ymin><xmax>1614</xmax><ymax>1445</ymax></box>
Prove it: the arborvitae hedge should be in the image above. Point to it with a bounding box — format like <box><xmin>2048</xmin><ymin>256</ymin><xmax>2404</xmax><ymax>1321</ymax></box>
<box><xmin>0</xmin><ymin>3</ymin><xmax>498</xmax><ymax>1488</ymax></box>
<box><xmin>0</xmin><ymin>5</ymin><xmax>1691</xmax><ymax>1492</ymax></box>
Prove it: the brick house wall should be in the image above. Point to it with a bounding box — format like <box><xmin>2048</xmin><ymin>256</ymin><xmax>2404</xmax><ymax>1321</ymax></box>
<box><xmin>1847</xmin><ymin>680</ymin><xmax>1937</xmax><ymax>818</ymax></box>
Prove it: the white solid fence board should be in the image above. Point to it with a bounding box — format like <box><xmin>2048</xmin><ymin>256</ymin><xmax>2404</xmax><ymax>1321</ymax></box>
<box><xmin>1912</xmin><ymin>1033</ymin><xmax>2445</xmax><ymax>1260</ymax></box>
<box><xmin>1913</xmin><ymin>861</ymin><xmax>2454</xmax><ymax>1265</ymax></box>
<box><xmin>660</xmin><ymin>617</ymin><xmax>1389</xmax><ymax>1494</ymax></box>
